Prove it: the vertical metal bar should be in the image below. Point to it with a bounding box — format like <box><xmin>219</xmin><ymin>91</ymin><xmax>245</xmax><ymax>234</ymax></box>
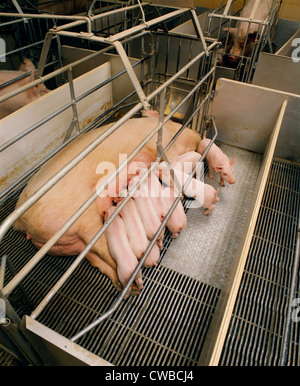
<box><xmin>249</xmin><ymin>0</ymin><xmax>261</xmax><ymax>20</ymax></box>
<box><xmin>0</xmin><ymin>256</ymin><xmax>7</xmax><ymax>290</ymax></box>
<box><xmin>113</xmin><ymin>40</ymin><xmax>150</xmax><ymax>110</ymax></box>
<box><xmin>11</xmin><ymin>0</ymin><xmax>28</xmax><ymax>23</ymax></box>
<box><xmin>64</xmin><ymin>68</ymin><xmax>80</xmax><ymax>142</ymax></box>
<box><xmin>190</xmin><ymin>8</ymin><xmax>208</xmax><ymax>55</ymax></box>
<box><xmin>35</xmin><ymin>31</ymin><xmax>54</xmax><ymax>78</ymax></box>
<box><xmin>223</xmin><ymin>0</ymin><xmax>233</xmax><ymax>16</ymax></box>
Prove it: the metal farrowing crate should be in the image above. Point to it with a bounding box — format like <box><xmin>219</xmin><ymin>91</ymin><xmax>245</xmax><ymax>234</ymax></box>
<box><xmin>0</xmin><ymin>3</ymin><xmax>221</xmax><ymax>365</ymax></box>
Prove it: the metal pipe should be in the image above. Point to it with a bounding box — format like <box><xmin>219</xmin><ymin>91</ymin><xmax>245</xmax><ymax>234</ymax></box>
<box><xmin>0</xmin><ymin>11</ymin><xmax>93</xmax><ymax>33</ymax></box>
<box><xmin>207</xmin><ymin>13</ymin><xmax>269</xmax><ymax>25</ymax></box>
<box><xmin>105</xmin><ymin>8</ymin><xmax>189</xmax><ymax>42</ymax></box>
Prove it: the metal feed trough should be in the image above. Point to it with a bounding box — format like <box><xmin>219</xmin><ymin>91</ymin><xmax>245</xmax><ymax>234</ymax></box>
<box><xmin>0</xmin><ymin>1</ymin><xmax>299</xmax><ymax>367</ymax></box>
<box><xmin>206</xmin><ymin>0</ymin><xmax>282</xmax><ymax>83</ymax></box>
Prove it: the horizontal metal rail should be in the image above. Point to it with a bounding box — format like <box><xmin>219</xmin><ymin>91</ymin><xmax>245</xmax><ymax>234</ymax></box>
<box><xmin>207</xmin><ymin>13</ymin><xmax>270</xmax><ymax>25</ymax></box>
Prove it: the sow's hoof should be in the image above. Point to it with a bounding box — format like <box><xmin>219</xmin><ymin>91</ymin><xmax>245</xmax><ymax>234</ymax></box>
<box><xmin>128</xmin><ymin>283</ymin><xmax>141</xmax><ymax>296</ymax></box>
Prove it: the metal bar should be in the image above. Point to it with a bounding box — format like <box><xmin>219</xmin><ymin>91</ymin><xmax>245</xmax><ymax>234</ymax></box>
<box><xmin>104</xmin><ymin>8</ymin><xmax>189</xmax><ymax>42</ymax></box>
<box><xmin>113</xmin><ymin>41</ymin><xmax>150</xmax><ymax>110</ymax></box>
<box><xmin>189</xmin><ymin>8</ymin><xmax>208</xmax><ymax>55</ymax></box>
<box><xmin>35</xmin><ymin>31</ymin><xmax>55</xmax><ymax>78</ymax></box>
<box><xmin>64</xmin><ymin>68</ymin><xmax>80</xmax><ymax>141</ymax></box>
<box><xmin>223</xmin><ymin>0</ymin><xmax>233</xmax><ymax>16</ymax></box>
<box><xmin>249</xmin><ymin>0</ymin><xmax>261</xmax><ymax>20</ymax></box>
<box><xmin>56</xmin><ymin>3</ymin><xmax>141</xmax><ymax>32</ymax></box>
<box><xmin>0</xmin><ymin>256</ymin><xmax>7</xmax><ymax>290</ymax></box>
<box><xmin>11</xmin><ymin>0</ymin><xmax>28</xmax><ymax>23</ymax></box>
<box><xmin>0</xmin><ymin>72</ymin><xmax>32</xmax><ymax>89</ymax></box>
<box><xmin>208</xmin><ymin>13</ymin><xmax>269</xmax><ymax>25</ymax></box>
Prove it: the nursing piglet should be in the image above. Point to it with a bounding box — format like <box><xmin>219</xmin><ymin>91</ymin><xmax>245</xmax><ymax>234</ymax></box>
<box><xmin>162</xmin><ymin>185</ymin><xmax>187</xmax><ymax>237</ymax></box>
<box><xmin>143</xmin><ymin>243</ymin><xmax>160</xmax><ymax>268</ymax></box>
<box><xmin>128</xmin><ymin>176</ymin><xmax>165</xmax><ymax>249</ymax></box>
<box><xmin>197</xmin><ymin>138</ymin><xmax>235</xmax><ymax>186</ymax></box>
<box><xmin>116</xmin><ymin>197</ymin><xmax>149</xmax><ymax>259</ymax></box>
<box><xmin>170</xmin><ymin>151</ymin><xmax>202</xmax><ymax>174</ymax></box>
<box><xmin>146</xmin><ymin>172</ymin><xmax>169</xmax><ymax>221</ymax></box>
<box><xmin>116</xmin><ymin>196</ymin><xmax>160</xmax><ymax>267</ymax></box>
<box><xmin>104</xmin><ymin>206</ymin><xmax>143</xmax><ymax>297</ymax></box>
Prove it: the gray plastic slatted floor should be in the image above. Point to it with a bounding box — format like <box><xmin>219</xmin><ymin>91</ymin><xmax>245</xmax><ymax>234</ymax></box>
<box><xmin>162</xmin><ymin>145</ymin><xmax>263</xmax><ymax>289</ymax></box>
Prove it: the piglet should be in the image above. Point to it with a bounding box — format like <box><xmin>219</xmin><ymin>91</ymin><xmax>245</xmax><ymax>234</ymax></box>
<box><xmin>128</xmin><ymin>175</ymin><xmax>165</xmax><ymax>249</ymax></box>
<box><xmin>197</xmin><ymin>138</ymin><xmax>235</xmax><ymax>186</ymax></box>
<box><xmin>170</xmin><ymin>151</ymin><xmax>202</xmax><ymax>174</ymax></box>
<box><xmin>162</xmin><ymin>184</ymin><xmax>187</xmax><ymax>237</ymax></box>
<box><xmin>143</xmin><ymin>243</ymin><xmax>160</xmax><ymax>268</ymax></box>
<box><xmin>160</xmin><ymin>162</ymin><xmax>219</xmax><ymax>215</ymax></box>
<box><xmin>146</xmin><ymin>172</ymin><xmax>169</xmax><ymax>222</ymax></box>
<box><xmin>104</xmin><ymin>206</ymin><xmax>143</xmax><ymax>298</ymax></box>
<box><xmin>116</xmin><ymin>197</ymin><xmax>149</xmax><ymax>259</ymax></box>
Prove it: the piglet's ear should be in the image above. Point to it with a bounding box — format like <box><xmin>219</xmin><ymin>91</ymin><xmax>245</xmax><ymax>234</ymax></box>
<box><xmin>215</xmin><ymin>166</ymin><xmax>223</xmax><ymax>172</ymax></box>
<box><xmin>230</xmin><ymin>157</ymin><xmax>236</xmax><ymax>166</ymax></box>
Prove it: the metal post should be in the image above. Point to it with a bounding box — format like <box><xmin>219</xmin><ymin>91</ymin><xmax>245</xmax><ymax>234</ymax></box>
<box><xmin>113</xmin><ymin>40</ymin><xmax>150</xmax><ymax>110</ymax></box>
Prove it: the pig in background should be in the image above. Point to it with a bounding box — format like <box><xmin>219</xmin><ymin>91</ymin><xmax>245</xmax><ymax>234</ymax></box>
<box><xmin>218</xmin><ymin>0</ymin><xmax>272</xmax><ymax>67</ymax></box>
<box><xmin>0</xmin><ymin>58</ymin><xmax>49</xmax><ymax>119</ymax></box>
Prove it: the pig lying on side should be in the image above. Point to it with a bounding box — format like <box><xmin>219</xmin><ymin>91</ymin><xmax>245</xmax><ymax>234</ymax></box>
<box><xmin>0</xmin><ymin>59</ymin><xmax>49</xmax><ymax>119</ymax></box>
<box><xmin>197</xmin><ymin>138</ymin><xmax>235</xmax><ymax>187</ymax></box>
<box><xmin>14</xmin><ymin>117</ymin><xmax>201</xmax><ymax>296</ymax></box>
